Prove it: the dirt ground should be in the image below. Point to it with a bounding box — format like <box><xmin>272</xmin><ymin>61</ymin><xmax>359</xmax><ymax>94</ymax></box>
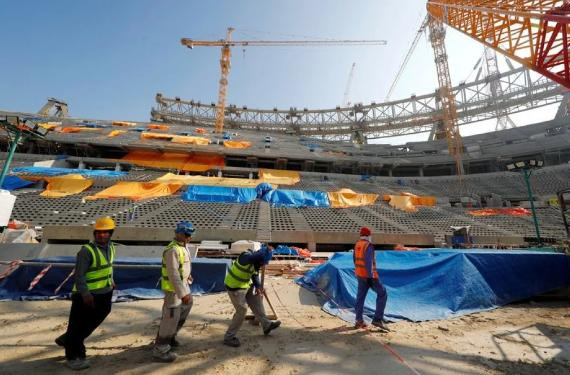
<box><xmin>1</xmin><ymin>277</ymin><xmax>569</xmax><ymax>374</ymax></box>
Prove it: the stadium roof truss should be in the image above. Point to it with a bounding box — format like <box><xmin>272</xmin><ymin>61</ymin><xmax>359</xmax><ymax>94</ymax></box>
<box><xmin>152</xmin><ymin>66</ymin><xmax>565</xmax><ymax>141</ymax></box>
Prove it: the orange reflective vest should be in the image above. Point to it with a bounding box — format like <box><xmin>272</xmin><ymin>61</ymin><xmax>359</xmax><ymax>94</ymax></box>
<box><xmin>353</xmin><ymin>239</ymin><xmax>378</xmax><ymax>279</ymax></box>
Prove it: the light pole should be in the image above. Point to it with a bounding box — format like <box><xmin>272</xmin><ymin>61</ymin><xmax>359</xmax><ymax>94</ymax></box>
<box><xmin>506</xmin><ymin>159</ymin><xmax>544</xmax><ymax>246</ymax></box>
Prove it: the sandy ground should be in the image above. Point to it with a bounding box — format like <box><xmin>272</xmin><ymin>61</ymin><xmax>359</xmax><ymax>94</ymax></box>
<box><xmin>1</xmin><ymin>277</ymin><xmax>569</xmax><ymax>375</ymax></box>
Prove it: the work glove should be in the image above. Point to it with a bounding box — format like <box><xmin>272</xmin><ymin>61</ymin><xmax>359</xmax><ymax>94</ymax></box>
<box><xmin>366</xmin><ymin>278</ymin><xmax>375</xmax><ymax>288</ymax></box>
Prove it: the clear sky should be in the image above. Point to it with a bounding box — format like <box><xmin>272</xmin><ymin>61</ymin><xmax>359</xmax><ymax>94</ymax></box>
<box><xmin>0</xmin><ymin>0</ymin><xmax>559</xmax><ymax>143</ymax></box>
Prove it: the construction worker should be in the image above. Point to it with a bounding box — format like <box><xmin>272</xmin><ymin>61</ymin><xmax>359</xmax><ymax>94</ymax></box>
<box><xmin>55</xmin><ymin>216</ymin><xmax>117</xmax><ymax>371</ymax></box>
<box><xmin>152</xmin><ymin>221</ymin><xmax>195</xmax><ymax>362</ymax></box>
<box><xmin>223</xmin><ymin>244</ymin><xmax>281</xmax><ymax>347</ymax></box>
<box><xmin>353</xmin><ymin>226</ymin><xmax>389</xmax><ymax>331</ymax></box>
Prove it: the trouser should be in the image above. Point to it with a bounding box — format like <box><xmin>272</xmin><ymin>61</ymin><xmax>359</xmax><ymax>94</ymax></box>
<box><xmin>355</xmin><ymin>277</ymin><xmax>387</xmax><ymax>322</ymax></box>
<box><xmin>224</xmin><ymin>286</ymin><xmax>270</xmax><ymax>339</ymax></box>
<box><xmin>153</xmin><ymin>295</ymin><xmax>193</xmax><ymax>354</ymax></box>
<box><xmin>64</xmin><ymin>291</ymin><xmax>113</xmax><ymax>360</ymax></box>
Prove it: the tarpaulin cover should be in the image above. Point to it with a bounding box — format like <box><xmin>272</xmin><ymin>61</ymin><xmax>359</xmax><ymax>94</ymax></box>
<box><xmin>147</xmin><ymin>124</ymin><xmax>170</xmax><ymax>130</ymax></box>
<box><xmin>12</xmin><ymin>167</ymin><xmax>126</xmax><ymax>178</ymax></box>
<box><xmin>223</xmin><ymin>140</ymin><xmax>251</xmax><ymax>149</ymax></box>
<box><xmin>387</xmin><ymin>195</ymin><xmax>417</xmax><ymax>212</ymax></box>
<box><xmin>171</xmin><ymin>136</ymin><xmax>210</xmax><ymax>145</ymax></box>
<box><xmin>59</xmin><ymin>127</ymin><xmax>102</xmax><ymax>133</ymax></box>
<box><xmin>261</xmin><ymin>189</ymin><xmax>330</xmax><ymax>207</ymax></box>
<box><xmin>112</xmin><ymin>121</ymin><xmax>137</xmax><ymax>127</ymax></box>
<box><xmin>140</xmin><ymin>132</ymin><xmax>175</xmax><ymax>141</ymax></box>
<box><xmin>181</xmin><ymin>185</ymin><xmax>257</xmax><ymax>204</ymax></box>
<box><xmin>327</xmin><ymin>188</ymin><xmax>379</xmax><ymax>208</ymax></box>
<box><xmin>38</xmin><ymin>123</ymin><xmax>58</xmax><ymax>130</ymax></box>
<box><xmin>0</xmin><ymin>256</ymin><xmax>230</xmax><ymax>300</ymax></box>
<box><xmin>107</xmin><ymin>130</ymin><xmax>126</xmax><ymax>137</ymax></box>
<box><xmin>86</xmin><ymin>181</ymin><xmax>182</xmax><ymax>201</ymax></box>
<box><xmin>122</xmin><ymin>151</ymin><xmax>224</xmax><ymax>172</ymax></box>
<box><xmin>469</xmin><ymin>208</ymin><xmax>531</xmax><ymax>216</ymax></box>
<box><xmin>41</xmin><ymin>174</ymin><xmax>93</xmax><ymax>198</ymax></box>
<box><xmin>153</xmin><ymin>173</ymin><xmax>273</xmax><ymax>188</ymax></box>
<box><xmin>1</xmin><ymin>176</ymin><xmax>34</xmax><ymax>190</ymax></box>
<box><xmin>297</xmin><ymin>250</ymin><xmax>570</xmax><ymax>323</ymax></box>
<box><xmin>259</xmin><ymin>169</ymin><xmax>300</xmax><ymax>185</ymax></box>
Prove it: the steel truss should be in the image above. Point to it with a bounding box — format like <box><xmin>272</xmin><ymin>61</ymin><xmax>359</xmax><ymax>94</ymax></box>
<box><xmin>151</xmin><ymin>66</ymin><xmax>564</xmax><ymax>141</ymax></box>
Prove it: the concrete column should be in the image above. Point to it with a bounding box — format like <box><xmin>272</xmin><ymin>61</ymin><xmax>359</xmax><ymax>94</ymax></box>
<box><xmin>307</xmin><ymin>242</ymin><xmax>316</xmax><ymax>252</ymax></box>
<box><xmin>418</xmin><ymin>167</ymin><xmax>424</xmax><ymax>177</ymax></box>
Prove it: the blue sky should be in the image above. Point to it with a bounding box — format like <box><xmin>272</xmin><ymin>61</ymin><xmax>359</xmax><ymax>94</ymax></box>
<box><xmin>0</xmin><ymin>0</ymin><xmax>558</xmax><ymax>143</ymax></box>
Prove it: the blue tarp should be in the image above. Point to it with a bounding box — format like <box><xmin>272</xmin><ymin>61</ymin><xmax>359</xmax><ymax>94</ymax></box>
<box><xmin>12</xmin><ymin>167</ymin><xmax>126</xmax><ymax>178</ymax></box>
<box><xmin>181</xmin><ymin>185</ymin><xmax>257</xmax><ymax>204</ymax></box>
<box><xmin>0</xmin><ymin>256</ymin><xmax>231</xmax><ymax>301</ymax></box>
<box><xmin>1</xmin><ymin>176</ymin><xmax>34</xmax><ymax>190</ymax></box>
<box><xmin>273</xmin><ymin>245</ymin><xmax>299</xmax><ymax>256</ymax></box>
<box><xmin>297</xmin><ymin>249</ymin><xmax>570</xmax><ymax>322</ymax></box>
<box><xmin>261</xmin><ymin>189</ymin><xmax>330</xmax><ymax>208</ymax></box>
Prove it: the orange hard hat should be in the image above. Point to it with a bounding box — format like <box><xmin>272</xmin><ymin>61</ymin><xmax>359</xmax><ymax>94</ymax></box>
<box><xmin>94</xmin><ymin>216</ymin><xmax>116</xmax><ymax>231</ymax></box>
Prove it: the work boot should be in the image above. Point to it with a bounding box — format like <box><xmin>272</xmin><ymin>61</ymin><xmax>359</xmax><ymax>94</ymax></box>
<box><xmin>263</xmin><ymin>320</ymin><xmax>281</xmax><ymax>336</ymax></box>
<box><xmin>66</xmin><ymin>358</ymin><xmax>90</xmax><ymax>371</ymax></box>
<box><xmin>371</xmin><ymin>320</ymin><xmax>390</xmax><ymax>331</ymax></box>
<box><xmin>354</xmin><ymin>320</ymin><xmax>368</xmax><ymax>329</ymax></box>
<box><xmin>170</xmin><ymin>337</ymin><xmax>181</xmax><ymax>349</ymax></box>
<box><xmin>152</xmin><ymin>350</ymin><xmax>177</xmax><ymax>363</ymax></box>
<box><xmin>223</xmin><ymin>336</ymin><xmax>241</xmax><ymax>347</ymax></box>
<box><xmin>55</xmin><ymin>333</ymin><xmax>66</xmax><ymax>347</ymax></box>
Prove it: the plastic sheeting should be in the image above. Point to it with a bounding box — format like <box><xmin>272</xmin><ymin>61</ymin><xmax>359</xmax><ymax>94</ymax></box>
<box><xmin>1</xmin><ymin>176</ymin><xmax>34</xmax><ymax>190</ymax></box>
<box><xmin>181</xmin><ymin>185</ymin><xmax>257</xmax><ymax>204</ymax></box>
<box><xmin>261</xmin><ymin>189</ymin><xmax>330</xmax><ymax>207</ymax></box>
<box><xmin>259</xmin><ymin>169</ymin><xmax>300</xmax><ymax>185</ymax></box>
<box><xmin>0</xmin><ymin>256</ymin><xmax>231</xmax><ymax>300</ymax></box>
<box><xmin>12</xmin><ymin>167</ymin><xmax>126</xmax><ymax>178</ymax></box>
<box><xmin>86</xmin><ymin>182</ymin><xmax>182</xmax><ymax>201</ymax></box>
<box><xmin>469</xmin><ymin>208</ymin><xmax>531</xmax><ymax>216</ymax></box>
<box><xmin>112</xmin><ymin>121</ymin><xmax>137</xmax><ymax>127</ymax></box>
<box><xmin>121</xmin><ymin>151</ymin><xmax>224</xmax><ymax>172</ymax></box>
<box><xmin>152</xmin><ymin>173</ymin><xmax>272</xmax><ymax>188</ymax></box>
<box><xmin>107</xmin><ymin>130</ymin><xmax>126</xmax><ymax>137</ymax></box>
<box><xmin>297</xmin><ymin>250</ymin><xmax>570</xmax><ymax>322</ymax></box>
<box><xmin>171</xmin><ymin>136</ymin><xmax>210</xmax><ymax>145</ymax></box>
<box><xmin>327</xmin><ymin>188</ymin><xmax>379</xmax><ymax>208</ymax></box>
<box><xmin>41</xmin><ymin>174</ymin><xmax>93</xmax><ymax>198</ymax></box>
<box><xmin>223</xmin><ymin>140</ymin><xmax>251</xmax><ymax>149</ymax></box>
<box><xmin>140</xmin><ymin>132</ymin><xmax>175</xmax><ymax>141</ymax></box>
<box><xmin>59</xmin><ymin>127</ymin><xmax>102</xmax><ymax>133</ymax></box>
<box><xmin>387</xmin><ymin>195</ymin><xmax>417</xmax><ymax>212</ymax></box>
<box><xmin>147</xmin><ymin>124</ymin><xmax>170</xmax><ymax>130</ymax></box>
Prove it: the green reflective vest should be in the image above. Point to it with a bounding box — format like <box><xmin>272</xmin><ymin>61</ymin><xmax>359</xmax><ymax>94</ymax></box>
<box><xmin>73</xmin><ymin>242</ymin><xmax>115</xmax><ymax>293</ymax></box>
<box><xmin>161</xmin><ymin>241</ymin><xmax>186</xmax><ymax>292</ymax></box>
<box><xmin>224</xmin><ymin>252</ymin><xmax>256</xmax><ymax>289</ymax></box>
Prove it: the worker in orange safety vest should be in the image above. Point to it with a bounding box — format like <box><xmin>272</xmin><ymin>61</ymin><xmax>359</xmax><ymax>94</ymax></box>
<box><xmin>353</xmin><ymin>226</ymin><xmax>389</xmax><ymax>331</ymax></box>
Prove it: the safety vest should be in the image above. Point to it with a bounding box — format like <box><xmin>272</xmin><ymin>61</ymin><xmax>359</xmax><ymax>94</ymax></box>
<box><xmin>161</xmin><ymin>241</ymin><xmax>187</xmax><ymax>292</ymax></box>
<box><xmin>73</xmin><ymin>242</ymin><xmax>115</xmax><ymax>292</ymax></box>
<box><xmin>354</xmin><ymin>239</ymin><xmax>378</xmax><ymax>279</ymax></box>
<box><xmin>224</xmin><ymin>251</ymin><xmax>256</xmax><ymax>289</ymax></box>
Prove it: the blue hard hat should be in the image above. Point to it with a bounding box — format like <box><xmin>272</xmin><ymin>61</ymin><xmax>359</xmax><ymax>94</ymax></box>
<box><xmin>260</xmin><ymin>245</ymin><xmax>273</xmax><ymax>264</ymax></box>
<box><xmin>175</xmin><ymin>221</ymin><xmax>195</xmax><ymax>236</ymax></box>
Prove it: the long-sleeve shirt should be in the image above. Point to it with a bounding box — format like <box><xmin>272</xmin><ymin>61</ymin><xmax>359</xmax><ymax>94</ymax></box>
<box><xmin>226</xmin><ymin>250</ymin><xmax>264</xmax><ymax>290</ymax></box>
<box><xmin>74</xmin><ymin>242</ymin><xmax>114</xmax><ymax>296</ymax></box>
<box><xmin>163</xmin><ymin>242</ymin><xmax>194</xmax><ymax>307</ymax></box>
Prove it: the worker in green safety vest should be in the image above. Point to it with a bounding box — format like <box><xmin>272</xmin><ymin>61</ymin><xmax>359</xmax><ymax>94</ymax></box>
<box><xmin>223</xmin><ymin>244</ymin><xmax>281</xmax><ymax>347</ymax></box>
<box><xmin>152</xmin><ymin>221</ymin><xmax>196</xmax><ymax>363</ymax></box>
<box><xmin>55</xmin><ymin>216</ymin><xmax>117</xmax><ymax>371</ymax></box>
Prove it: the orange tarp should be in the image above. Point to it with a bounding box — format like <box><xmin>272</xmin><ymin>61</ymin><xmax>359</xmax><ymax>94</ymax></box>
<box><xmin>327</xmin><ymin>188</ymin><xmax>379</xmax><ymax>208</ymax></box>
<box><xmin>223</xmin><ymin>140</ymin><xmax>251</xmax><ymax>149</ymax></box>
<box><xmin>147</xmin><ymin>124</ymin><xmax>170</xmax><ymax>130</ymax></box>
<box><xmin>468</xmin><ymin>208</ymin><xmax>531</xmax><ymax>216</ymax></box>
<box><xmin>153</xmin><ymin>172</ymin><xmax>273</xmax><ymax>188</ymax></box>
<box><xmin>195</xmin><ymin>128</ymin><xmax>207</xmax><ymax>134</ymax></box>
<box><xmin>112</xmin><ymin>121</ymin><xmax>137</xmax><ymax>127</ymax></box>
<box><xmin>259</xmin><ymin>169</ymin><xmax>300</xmax><ymax>185</ymax></box>
<box><xmin>60</xmin><ymin>127</ymin><xmax>102</xmax><ymax>133</ymax></box>
<box><xmin>387</xmin><ymin>195</ymin><xmax>418</xmax><ymax>212</ymax></box>
<box><xmin>384</xmin><ymin>193</ymin><xmax>436</xmax><ymax>206</ymax></box>
<box><xmin>107</xmin><ymin>130</ymin><xmax>126</xmax><ymax>138</ymax></box>
<box><xmin>140</xmin><ymin>132</ymin><xmax>175</xmax><ymax>141</ymax></box>
<box><xmin>171</xmin><ymin>136</ymin><xmax>210</xmax><ymax>145</ymax></box>
<box><xmin>121</xmin><ymin>151</ymin><xmax>224</xmax><ymax>172</ymax></box>
<box><xmin>41</xmin><ymin>174</ymin><xmax>93</xmax><ymax>198</ymax></box>
<box><xmin>85</xmin><ymin>181</ymin><xmax>182</xmax><ymax>201</ymax></box>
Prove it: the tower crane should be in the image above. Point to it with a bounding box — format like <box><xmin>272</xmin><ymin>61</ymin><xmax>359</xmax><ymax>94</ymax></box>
<box><xmin>180</xmin><ymin>28</ymin><xmax>387</xmax><ymax>134</ymax></box>
<box><xmin>342</xmin><ymin>62</ymin><xmax>356</xmax><ymax>107</ymax></box>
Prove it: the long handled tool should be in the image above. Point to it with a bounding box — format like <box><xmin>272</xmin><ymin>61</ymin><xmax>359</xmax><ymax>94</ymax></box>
<box><xmin>245</xmin><ymin>265</ymin><xmax>278</xmax><ymax>320</ymax></box>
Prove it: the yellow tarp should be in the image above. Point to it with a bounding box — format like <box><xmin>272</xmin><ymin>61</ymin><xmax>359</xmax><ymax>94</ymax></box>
<box><xmin>140</xmin><ymin>132</ymin><xmax>175</xmax><ymax>141</ymax></box>
<box><xmin>223</xmin><ymin>140</ymin><xmax>251</xmax><ymax>149</ymax></box>
<box><xmin>38</xmin><ymin>123</ymin><xmax>58</xmax><ymax>130</ymax></box>
<box><xmin>40</xmin><ymin>174</ymin><xmax>93</xmax><ymax>198</ymax></box>
<box><xmin>113</xmin><ymin>121</ymin><xmax>137</xmax><ymax>127</ymax></box>
<box><xmin>259</xmin><ymin>169</ymin><xmax>300</xmax><ymax>185</ymax></box>
<box><xmin>171</xmin><ymin>136</ymin><xmax>210</xmax><ymax>145</ymax></box>
<box><xmin>327</xmin><ymin>188</ymin><xmax>379</xmax><ymax>208</ymax></box>
<box><xmin>153</xmin><ymin>172</ymin><xmax>274</xmax><ymax>188</ymax></box>
<box><xmin>121</xmin><ymin>151</ymin><xmax>225</xmax><ymax>172</ymax></box>
<box><xmin>85</xmin><ymin>181</ymin><xmax>182</xmax><ymax>201</ymax></box>
<box><xmin>388</xmin><ymin>195</ymin><xmax>418</xmax><ymax>212</ymax></box>
<box><xmin>147</xmin><ymin>124</ymin><xmax>170</xmax><ymax>130</ymax></box>
<box><xmin>107</xmin><ymin>130</ymin><xmax>126</xmax><ymax>137</ymax></box>
<box><xmin>59</xmin><ymin>127</ymin><xmax>102</xmax><ymax>133</ymax></box>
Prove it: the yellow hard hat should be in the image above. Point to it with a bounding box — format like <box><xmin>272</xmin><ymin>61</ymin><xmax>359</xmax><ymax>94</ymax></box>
<box><xmin>94</xmin><ymin>216</ymin><xmax>116</xmax><ymax>231</ymax></box>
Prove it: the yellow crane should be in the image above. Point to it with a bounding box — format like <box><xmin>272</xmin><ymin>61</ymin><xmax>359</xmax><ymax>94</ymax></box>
<box><xmin>181</xmin><ymin>28</ymin><xmax>387</xmax><ymax>134</ymax></box>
